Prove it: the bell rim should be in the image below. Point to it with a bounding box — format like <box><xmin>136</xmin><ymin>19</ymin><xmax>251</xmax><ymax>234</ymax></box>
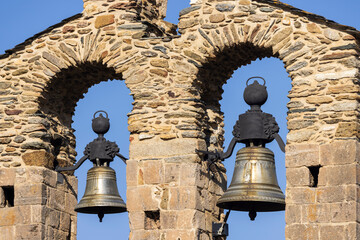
<box><xmin>216</xmin><ymin>199</ymin><xmax>285</xmax><ymax>212</ymax></box>
<box><xmin>75</xmin><ymin>205</ymin><xmax>127</xmax><ymax>214</ymax></box>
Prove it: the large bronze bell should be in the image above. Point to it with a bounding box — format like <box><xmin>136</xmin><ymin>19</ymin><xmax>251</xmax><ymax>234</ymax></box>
<box><xmin>217</xmin><ymin>146</ymin><xmax>285</xmax><ymax>220</ymax></box>
<box><xmin>196</xmin><ymin>77</ymin><xmax>287</xmax><ymax>222</ymax></box>
<box><xmin>75</xmin><ymin>165</ymin><xmax>126</xmax><ymax>222</ymax></box>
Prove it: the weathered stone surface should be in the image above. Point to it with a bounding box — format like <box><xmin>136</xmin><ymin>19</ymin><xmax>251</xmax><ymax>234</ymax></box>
<box><xmin>324</xmin><ymin>29</ymin><xmax>341</xmax><ymax>41</ymax></box>
<box><xmin>306</xmin><ymin>96</ymin><xmax>333</xmax><ymax>104</ymax></box>
<box><xmin>315</xmin><ymin>69</ymin><xmax>357</xmax><ymax>81</ymax></box>
<box><xmin>320</xmin><ymin>51</ymin><xmax>355</xmax><ymax>61</ymax></box>
<box><xmin>287</xmin><ymin>61</ymin><xmax>308</xmax><ymax>72</ymax></box>
<box><xmin>117</xmin><ymin>24</ymin><xmax>147</xmax><ymax>30</ymax></box>
<box><xmin>307</xmin><ymin>23</ymin><xmax>321</xmax><ymax>33</ymax></box>
<box><xmin>179</xmin><ymin>6</ymin><xmax>201</xmax><ymax>16</ymax></box>
<box><xmin>22</xmin><ymin>151</ymin><xmax>55</xmax><ymax>168</ymax></box>
<box><xmin>209</xmin><ymin>14</ymin><xmax>225</xmax><ymax>23</ymax></box>
<box><xmin>59</xmin><ymin>43</ymin><xmax>77</xmax><ymax>60</ymax></box>
<box><xmin>95</xmin><ymin>14</ymin><xmax>114</xmax><ymax>28</ymax></box>
<box><xmin>215</xmin><ymin>4</ymin><xmax>235</xmax><ymax>12</ymax></box>
<box><xmin>42</xmin><ymin>52</ymin><xmax>66</xmax><ymax>69</ymax></box>
<box><xmin>248</xmin><ymin>14</ymin><xmax>269</xmax><ymax>22</ymax></box>
<box><xmin>150</xmin><ymin>69</ymin><xmax>168</xmax><ymax>77</ymax></box>
<box><xmin>12</xmin><ymin>69</ymin><xmax>28</xmax><ymax>76</ymax></box>
<box><xmin>335</xmin><ymin>122</ymin><xmax>359</xmax><ymax>138</ymax></box>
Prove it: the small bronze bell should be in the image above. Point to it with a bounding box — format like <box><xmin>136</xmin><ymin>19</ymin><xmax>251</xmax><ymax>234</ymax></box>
<box><xmin>56</xmin><ymin>110</ymin><xmax>128</xmax><ymax>222</ymax></box>
<box><xmin>75</xmin><ymin>165</ymin><xmax>126</xmax><ymax>222</ymax></box>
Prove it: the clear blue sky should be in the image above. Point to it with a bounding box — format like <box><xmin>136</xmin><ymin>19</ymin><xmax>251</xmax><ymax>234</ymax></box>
<box><xmin>0</xmin><ymin>1</ymin><xmax>359</xmax><ymax>239</ymax></box>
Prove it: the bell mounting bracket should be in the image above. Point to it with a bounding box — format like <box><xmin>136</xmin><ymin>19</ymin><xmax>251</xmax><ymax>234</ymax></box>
<box><xmin>56</xmin><ymin>111</ymin><xmax>128</xmax><ymax>172</ymax></box>
<box><xmin>196</xmin><ymin>77</ymin><xmax>285</xmax><ymax>174</ymax></box>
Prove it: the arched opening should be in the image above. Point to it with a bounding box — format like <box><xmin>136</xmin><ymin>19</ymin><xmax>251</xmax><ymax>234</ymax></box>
<box><xmin>220</xmin><ymin>57</ymin><xmax>290</xmax><ymax>239</ymax></box>
<box><xmin>73</xmin><ymin>80</ymin><xmax>132</xmax><ymax>239</ymax></box>
<box><xmin>36</xmin><ymin>62</ymin><xmax>132</xmax><ymax>238</ymax></box>
<box><xmin>196</xmin><ymin>42</ymin><xmax>291</xmax><ymax>239</ymax></box>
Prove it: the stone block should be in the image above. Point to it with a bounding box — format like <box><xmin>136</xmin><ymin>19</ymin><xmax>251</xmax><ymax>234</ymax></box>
<box><xmin>285</xmin><ymin>144</ymin><xmax>320</xmax><ymax>167</ymax></box>
<box><xmin>45</xmin><ymin>209</ymin><xmax>61</xmax><ymax>229</ymax></box>
<box><xmin>316</xmin><ymin>186</ymin><xmax>346</xmax><ymax>203</ymax></box>
<box><xmin>318</xmin><ymin>165</ymin><xmax>357</xmax><ymax>186</ymax></box>
<box><xmin>286</xmin><ymin>167</ymin><xmax>312</xmax><ymax>187</ymax></box>
<box><xmin>286</xmin><ymin>187</ymin><xmax>316</xmax><ymax>204</ymax></box>
<box><xmin>15</xmin><ymin>184</ymin><xmax>47</xmax><ymax>205</ymax></box>
<box><xmin>64</xmin><ymin>193</ymin><xmax>77</xmax><ymax>215</ymax></box>
<box><xmin>59</xmin><ymin>212</ymin><xmax>71</xmax><ymax>232</ymax></box>
<box><xmin>27</xmin><ymin>168</ymin><xmax>57</xmax><ymax>188</ymax></box>
<box><xmin>302</xmin><ymin>204</ymin><xmax>331</xmax><ymax>223</ymax></box>
<box><xmin>22</xmin><ymin>151</ymin><xmax>55</xmax><ymax>169</ymax></box>
<box><xmin>0</xmin><ymin>168</ymin><xmax>15</xmax><ymax>186</ymax></box>
<box><xmin>130</xmin><ymin>230</ymin><xmax>160</xmax><ymax>240</ymax></box>
<box><xmin>48</xmin><ymin>188</ymin><xmax>66</xmax><ymax>212</ymax></box>
<box><xmin>285</xmin><ymin>204</ymin><xmax>301</xmax><ymax>224</ymax></box>
<box><xmin>15</xmin><ymin>224</ymin><xmax>45</xmax><ymax>240</ymax></box>
<box><xmin>176</xmin><ymin>209</ymin><xmax>197</xmax><ymax>229</ymax></box>
<box><xmin>346</xmin><ymin>223</ymin><xmax>360</xmax><ymax>239</ymax></box>
<box><xmin>14</xmin><ymin>206</ymin><xmax>32</xmax><ymax>225</ymax></box>
<box><xmin>160</xmin><ymin>211</ymin><xmax>178</xmax><ymax>229</ymax></box>
<box><xmin>320</xmin><ymin>224</ymin><xmax>346</xmax><ymax>240</ymax></box>
<box><xmin>127</xmin><ymin>186</ymin><xmax>159</xmax><ymax>211</ymax></box>
<box><xmin>0</xmin><ymin>226</ymin><xmax>14</xmax><ymax>240</ymax></box>
<box><xmin>164</xmin><ymin>230</ymin><xmax>196</xmax><ymax>240</ymax></box>
<box><xmin>285</xmin><ymin>224</ymin><xmax>319</xmax><ymax>240</ymax></box>
<box><xmin>168</xmin><ymin>187</ymin><xmax>200</xmax><ymax>211</ymax></box>
<box><xmin>320</xmin><ymin>141</ymin><xmax>359</xmax><ymax>165</ymax></box>
<box><xmin>164</xmin><ymin>163</ymin><xmax>180</xmax><ymax>184</ymax></box>
<box><xmin>143</xmin><ymin>160</ymin><xmax>163</xmax><ymax>184</ymax></box>
<box><xmin>31</xmin><ymin>205</ymin><xmax>46</xmax><ymax>224</ymax></box>
<box><xmin>0</xmin><ymin>207</ymin><xmax>16</xmax><ymax>226</ymax></box>
<box><xmin>129</xmin><ymin>211</ymin><xmax>145</xmax><ymax>230</ymax></box>
<box><xmin>126</xmin><ymin>160</ymin><xmax>138</xmax><ymax>187</ymax></box>
<box><xmin>70</xmin><ymin>215</ymin><xmax>77</xmax><ymax>236</ymax></box>
<box><xmin>129</xmin><ymin>139</ymin><xmax>203</xmax><ymax>160</ymax></box>
<box><xmin>95</xmin><ymin>15</ymin><xmax>114</xmax><ymax>29</ymax></box>
<box><xmin>330</xmin><ymin>201</ymin><xmax>357</xmax><ymax>222</ymax></box>
<box><xmin>180</xmin><ymin>163</ymin><xmax>202</xmax><ymax>187</ymax></box>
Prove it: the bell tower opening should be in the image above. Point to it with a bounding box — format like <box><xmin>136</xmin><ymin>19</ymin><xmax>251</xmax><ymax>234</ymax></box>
<box><xmin>72</xmin><ymin>79</ymin><xmax>132</xmax><ymax>239</ymax></box>
<box><xmin>217</xmin><ymin>57</ymin><xmax>291</xmax><ymax>239</ymax></box>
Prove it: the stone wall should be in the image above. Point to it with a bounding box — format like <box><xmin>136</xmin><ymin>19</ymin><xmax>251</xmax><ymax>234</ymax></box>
<box><xmin>0</xmin><ymin>0</ymin><xmax>359</xmax><ymax>239</ymax></box>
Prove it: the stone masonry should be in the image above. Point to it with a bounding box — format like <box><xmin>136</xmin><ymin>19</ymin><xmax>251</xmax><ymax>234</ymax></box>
<box><xmin>0</xmin><ymin>0</ymin><xmax>359</xmax><ymax>239</ymax></box>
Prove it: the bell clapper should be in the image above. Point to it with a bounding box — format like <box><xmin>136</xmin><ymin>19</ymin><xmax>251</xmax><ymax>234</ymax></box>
<box><xmin>249</xmin><ymin>210</ymin><xmax>257</xmax><ymax>221</ymax></box>
<box><xmin>98</xmin><ymin>212</ymin><xmax>104</xmax><ymax>222</ymax></box>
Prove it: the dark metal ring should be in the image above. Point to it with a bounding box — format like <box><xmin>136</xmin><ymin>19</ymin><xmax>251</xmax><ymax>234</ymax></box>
<box><xmin>93</xmin><ymin>110</ymin><xmax>108</xmax><ymax>119</ymax></box>
<box><xmin>246</xmin><ymin>76</ymin><xmax>266</xmax><ymax>86</ymax></box>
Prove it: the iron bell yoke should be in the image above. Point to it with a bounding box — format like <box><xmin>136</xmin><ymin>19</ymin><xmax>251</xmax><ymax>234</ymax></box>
<box><xmin>197</xmin><ymin>77</ymin><xmax>286</xmax><ymax>221</ymax></box>
<box><xmin>56</xmin><ymin>110</ymin><xmax>128</xmax><ymax>222</ymax></box>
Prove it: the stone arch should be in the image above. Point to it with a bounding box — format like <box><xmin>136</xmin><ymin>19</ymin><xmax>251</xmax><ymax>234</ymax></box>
<box><xmin>173</xmin><ymin>1</ymin><xmax>360</xmax><ymax>239</ymax></box>
<box><xmin>175</xmin><ymin>0</ymin><xmax>359</xmax><ymax>149</ymax></box>
<box><xmin>1</xmin><ymin>0</ymin><xmax>360</xmax><ymax>239</ymax></box>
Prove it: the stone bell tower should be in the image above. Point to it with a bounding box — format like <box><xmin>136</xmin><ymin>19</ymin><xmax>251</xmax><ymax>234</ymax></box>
<box><xmin>0</xmin><ymin>0</ymin><xmax>360</xmax><ymax>239</ymax></box>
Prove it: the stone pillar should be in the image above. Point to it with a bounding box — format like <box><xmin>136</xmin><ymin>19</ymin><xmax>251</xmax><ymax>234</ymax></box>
<box><xmin>127</xmin><ymin>136</ymin><xmax>226</xmax><ymax>239</ymax></box>
<box><xmin>0</xmin><ymin>167</ymin><xmax>77</xmax><ymax>239</ymax></box>
<box><xmin>285</xmin><ymin>141</ymin><xmax>360</xmax><ymax>239</ymax></box>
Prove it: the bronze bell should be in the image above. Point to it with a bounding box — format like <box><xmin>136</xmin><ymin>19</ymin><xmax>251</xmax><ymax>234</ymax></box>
<box><xmin>196</xmin><ymin>77</ymin><xmax>286</xmax><ymax>221</ymax></box>
<box><xmin>55</xmin><ymin>111</ymin><xmax>128</xmax><ymax>222</ymax></box>
<box><xmin>216</xmin><ymin>146</ymin><xmax>285</xmax><ymax>220</ymax></box>
<box><xmin>75</xmin><ymin>165</ymin><xmax>126</xmax><ymax>222</ymax></box>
